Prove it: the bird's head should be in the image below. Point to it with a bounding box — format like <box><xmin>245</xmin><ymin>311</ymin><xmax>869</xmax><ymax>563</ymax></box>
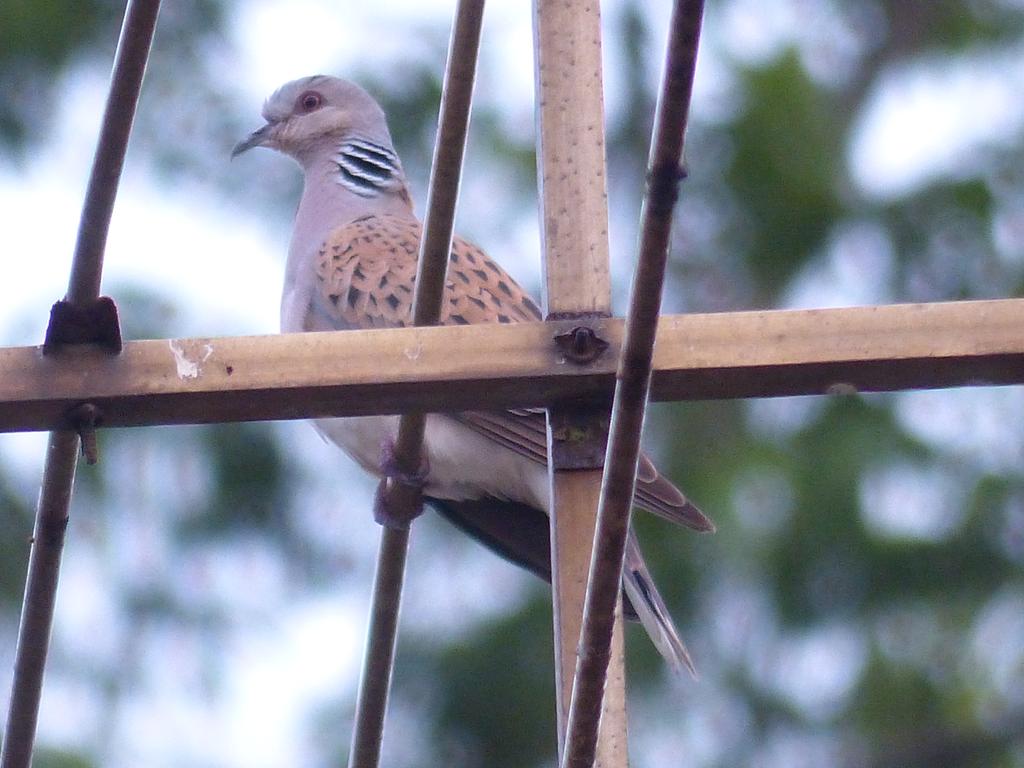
<box><xmin>232</xmin><ymin>75</ymin><xmax>391</xmax><ymax>163</ymax></box>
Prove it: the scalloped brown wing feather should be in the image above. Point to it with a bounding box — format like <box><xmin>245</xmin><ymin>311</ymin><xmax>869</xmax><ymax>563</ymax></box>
<box><xmin>314</xmin><ymin>213</ymin><xmax>541</xmax><ymax>329</ymax></box>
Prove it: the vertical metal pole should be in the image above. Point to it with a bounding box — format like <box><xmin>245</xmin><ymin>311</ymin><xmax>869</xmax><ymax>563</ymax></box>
<box><xmin>346</xmin><ymin>1</ymin><xmax>485</xmax><ymax>765</ymax></box>
<box><xmin>347</xmin><ymin>526</ymin><xmax>412</xmax><ymax>768</ymax></box>
<box><xmin>66</xmin><ymin>0</ymin><xmax>163</xmax><ymax>307</ymax></box>
<box><xmin>0</xmin><ymin>3</ymin><xmax>161</xmax><ymax>766</ymax></box>
<box><xmin>1</xmin><ymin>433</ymin><xmax>79</xmax><ymax>768</ymax></box>
<box><xmin>533</xmin><ymin>0</ymin><xmax>629</xmax><ymax>764</ymax></box>
<box><xmin>560</xmin><ymin>2</ymin><xmax>705</xmax><ymax>767</ymax></box>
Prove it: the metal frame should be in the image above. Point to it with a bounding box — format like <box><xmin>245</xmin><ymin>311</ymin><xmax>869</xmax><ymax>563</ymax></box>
<box><xmin>1</xmin><ymin>0</ymin><xmax>1022</xmax><ymax>767</ymax></box>
<box><xmin>2</xmin><ymin>300</ymin><xmax>1020</xmax><ymax>433</ymax></box>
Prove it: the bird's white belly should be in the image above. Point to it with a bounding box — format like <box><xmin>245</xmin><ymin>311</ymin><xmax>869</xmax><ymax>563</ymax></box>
<box><xmin>313</xmin><ymin>414</ymin><xmax>550</xmax><ymax>512</ymax></box>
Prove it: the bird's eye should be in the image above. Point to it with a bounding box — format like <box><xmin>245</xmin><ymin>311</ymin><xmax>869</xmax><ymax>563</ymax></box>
<box><xmin>298</xmin><ymin>91</ymin><xmax>323</xmax><ymax>112</ymax></box>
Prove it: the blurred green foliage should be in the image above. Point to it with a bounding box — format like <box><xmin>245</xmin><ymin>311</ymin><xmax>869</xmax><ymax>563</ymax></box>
<box><xmin>0</xmin><ymin>469</ymin><xmax>32</xmax><ymax>609</ymax></box>
<box><xmin>2</xmin><ymin>1</ymin><xmax>1024</xmax><ymax>767</ymax></box>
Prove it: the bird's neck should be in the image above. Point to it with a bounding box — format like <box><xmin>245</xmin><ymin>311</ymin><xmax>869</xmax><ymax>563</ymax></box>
<box><xmin>295</xmin><ymin>137</ymin><xmax>414</xmax><ymax>238</ymax></box>
<box><xmin>330</xmin><ymin>138</ymin><xmax>410</xmax><ymax>200</ymax></box>
<box><xmin>282</xmin><ymin>138</ymin><xmax>414</xmax><ymax>332</ymax></box>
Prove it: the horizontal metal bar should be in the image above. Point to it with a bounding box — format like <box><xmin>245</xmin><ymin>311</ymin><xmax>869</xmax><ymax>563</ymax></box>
<box><xmin>0</xmin><ymin>299</ymin><xmax>1021</xmax><ymax>433</ymax></box>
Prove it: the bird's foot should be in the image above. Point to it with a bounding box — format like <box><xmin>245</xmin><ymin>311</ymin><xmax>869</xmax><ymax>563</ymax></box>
<box><xmin>372</xmin><ymin>440</ymin><xmax>430</xmax><ymax>529</ymax></box>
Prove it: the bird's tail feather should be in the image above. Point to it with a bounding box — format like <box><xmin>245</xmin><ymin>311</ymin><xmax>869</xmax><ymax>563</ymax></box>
<box><xmin>621</xmin><ymin>528</ymin><xmax>696</xmax><ymax>677</ymax></box>
<box><xmin>428</xmin><ymin>496</ymin><xmax>695</xmax><ymax>675</ymax></box>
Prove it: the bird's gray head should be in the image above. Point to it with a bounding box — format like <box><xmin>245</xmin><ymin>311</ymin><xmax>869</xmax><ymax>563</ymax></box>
<box><xmin>233</xmin><ymin>75</ymin><xmax>393</xmax><ymax>162</ymax></box>
<box><xmin>234</xmin><ymin>75</ymin><xmax>409</xmax><ymax>201</ymax></box>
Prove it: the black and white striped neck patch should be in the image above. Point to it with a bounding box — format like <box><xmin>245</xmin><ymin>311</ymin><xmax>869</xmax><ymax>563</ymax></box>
<box><xmin>334</xmin><ymin>139</ymin><xmax>402</xmax><ymax>197</ymax></box>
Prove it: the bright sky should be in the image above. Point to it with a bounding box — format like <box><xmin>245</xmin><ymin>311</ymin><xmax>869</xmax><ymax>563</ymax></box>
<box><xmin>1</xmin><ymin>0</ymin><xmax>1023</xmax><ymax>765</ymax></box>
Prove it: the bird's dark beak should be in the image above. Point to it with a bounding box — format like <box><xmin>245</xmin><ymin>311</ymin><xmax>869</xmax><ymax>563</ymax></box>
<box><xmin>231</xmin><ymin>122</ymin><xmax>276</xmax><ymax>158</ymax></box>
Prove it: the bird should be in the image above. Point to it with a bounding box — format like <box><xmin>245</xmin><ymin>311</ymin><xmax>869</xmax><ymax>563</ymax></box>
<box><xmin>233</xmin><ymin>75</ymin><xmax>714</xmax><ymax>675</ymax></box>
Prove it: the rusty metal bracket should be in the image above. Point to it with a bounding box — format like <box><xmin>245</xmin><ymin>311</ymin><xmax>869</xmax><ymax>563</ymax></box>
<box><xmin>549</xmin><ymin>315</ymin><xmax>613</xmax><ymax>471</ymax></box>
<box><xmin>41</xmin><ymin>297</ymin><xmax>121</xmax><ymax>465</ymax></box>
<box><xmin>553</xmin><ymin>326</ymin><xmax>610</xmax><ymax>365</ymax></box>
<box><xmin>42</xmin><ymin>296</ymin><xmax>123</xmax><ymax>355</ymax></box>
<box><xmin>548</xmin><ymin>404</ymin><xmax>611</xmax><ymax>470</ymax></box>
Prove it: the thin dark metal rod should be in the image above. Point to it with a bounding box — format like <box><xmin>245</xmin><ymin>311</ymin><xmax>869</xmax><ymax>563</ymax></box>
<box><xmin>1</xmin><ymin>433</ymin><xmax>79</xmax><ymax>768</ymax></box>
<box><xmin>1</xmin><ymin>4</ymin><xmax>161</xmax><ymax>766</ymax></box>
<box><xmin>67</xmin><ymin>0</ymin><xmax>162</xmax><ymax>306</ymax></box>
<box><xmin>560</xmin><ymin>1</ymin><xmax>705</xmax><ymax>766</ymax></box>
<box><xmin>346</xmin><ymin>526</ymin><xmax>410</xmax><ymax>768</ymax></box>
<box><xmin>388</xmin><ymin>0</ymin><xmax>486</xmax><ymax>467</ymax></box>
<box><xmin>346</xmin><ymin>1</ymin><xmax>485</xmax><ymax>766</ymax></box>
